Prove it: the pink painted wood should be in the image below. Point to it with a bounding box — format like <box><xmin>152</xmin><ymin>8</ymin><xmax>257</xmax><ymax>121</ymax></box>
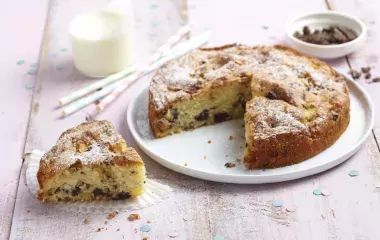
<box><xmin>0</xmin><ymin>0</ymin><xmax>49</xmax><ymax>239</ymax></box>
<box><xmin>332</xmin><ymin>0</ymin><xmax>380</xmax><ymax>142</ymax></box>
<box><xmin>8</xmin><ymin>0</ymin><xmax>380</xmax><ymax>239</ymax></box>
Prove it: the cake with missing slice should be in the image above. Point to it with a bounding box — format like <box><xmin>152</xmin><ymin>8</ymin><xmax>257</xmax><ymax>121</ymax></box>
<box><xmin>37</xmin><ymin>120</ymin><xmax>146</xmax><ymax>202</ymax></box>
<box><xmin>148</xmin><ymin>44</ymin><xmax>350</xmax><ymax>169</ymax></box>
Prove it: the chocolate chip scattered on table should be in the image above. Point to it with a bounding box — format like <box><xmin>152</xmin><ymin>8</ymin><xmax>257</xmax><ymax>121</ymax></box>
<box><xmin>348</xmin><ymin>66</ymin><xmax>380</xmax><ymax>84</ymax></box>
<box><xmin>224</xmin><ymin>162</ymin><xmax>236</xmax><ymax>168</ymax></box>
<box><xmin>294</xmin><ymin>25</ymin><xmax>357</xmax><ymax>45</ymax></box>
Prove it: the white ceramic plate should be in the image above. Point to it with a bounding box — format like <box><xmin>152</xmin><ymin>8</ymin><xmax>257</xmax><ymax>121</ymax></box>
<box><xmin>127</xmin><ymin>75</ymin><xmax>374</xmax><ymax>184</ymax></box>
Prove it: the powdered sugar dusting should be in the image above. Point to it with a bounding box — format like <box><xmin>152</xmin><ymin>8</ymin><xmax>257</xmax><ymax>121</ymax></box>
<box><xmin>40</xmin><ymin>120</ymin><xmax>134</xmax><ymax>173</ymax></box>
<box><xmin>149</xmin><ymin>44</ymin><xmax>348</xmax><ymax>114</ymax></box>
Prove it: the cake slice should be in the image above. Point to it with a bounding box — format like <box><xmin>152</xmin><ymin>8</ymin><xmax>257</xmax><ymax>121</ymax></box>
<box><xmin>37</xmin><ymin>120</ymin><xmax>146</xmax><ymax>202</ymax></box>
<box><xmin>244</xmin><ymin>97</ymin><xmax>313</xmax><ymax>168</ymax></box>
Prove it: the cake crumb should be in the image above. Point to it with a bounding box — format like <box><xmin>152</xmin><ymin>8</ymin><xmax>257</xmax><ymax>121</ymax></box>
<box><xmin>229</xmin><ymin>136</ymin><xmax>234</xmax><ymax>140</ymax></box>
<box><xmin>184</xmin><ymin>163</ymin><xmax>188</xmax><ymax>166</ymax></box>
<box><xmin>207</xmin><ymin>140</ymin><xmax>212</xmax><ymax>144</ymax></box>
<box><xmin>117</xmin><ymin>229</ymin><xmax>120</xmax><ymax>231</ymax></box>
<box><xmin>225</xmin><ymin>162</ymin><xmax>236</xmax><ymax>168</ymax></box>
<box><xmin>104</xmin><ymin>221</ymin><xmax>108</xmax><ymax>224</ymax></box>
<box><xmin>147</xmin><ymin>220</ymin><xmax>151</xmax><ymax>223</ymax></box>
<box><xmin>84</xmin><ymin>218</ymin><xmax>90</xmax><ymax>224</ymax></box>
<box><xmin>236</xmin><ymin>158</ymin><xmax>241</xmax><ymax>162</ymax></box>
<box><xmin>128</xmin><ymin>214</ymin><xmax>141</xmax><ymax>221</ymax></box>
<box><xmin>26</xmin><ymin>210</ymin><xmax>30</xmax><ymax>214</ymax></box>
<box><xmin>330</xmin><ymin>209</ymin><xmax>335</xmax><ymax>218</ymax></box>
<box><xmin>204</xmin><ymin>156</ymin><xmax>207</xmax><ymax>160</ymax></box>
<box><xmin>97</xmin><ymin>228</ymin><xmax>102</xmax><ymax>232</ymax></box>
<box><xmin>107</xmin><ymin>212</ymin><xmax>117</xmax><ymax>219</ymax></box>
<box><xmin>142</xmin><ymin>238</ymin><xmax>148</xmax><ymax>240</ymax></box>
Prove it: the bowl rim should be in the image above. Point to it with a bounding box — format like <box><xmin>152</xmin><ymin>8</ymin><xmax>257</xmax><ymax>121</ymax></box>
<box><xmin>285</xmin><ymin>11</ymin><xmax>367</xmax><ymax>49</ymax></box>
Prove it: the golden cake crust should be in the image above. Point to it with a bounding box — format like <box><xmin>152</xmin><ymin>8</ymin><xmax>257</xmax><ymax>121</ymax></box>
<box><xmin>148</xmin><ymin>44</ymin><xmax>350</xmax><ymax>168</ymax></box>
<box><xmin>37</xmin><ymin>120</ymin><xmax>144</xmax><ymax>199</ymax></box>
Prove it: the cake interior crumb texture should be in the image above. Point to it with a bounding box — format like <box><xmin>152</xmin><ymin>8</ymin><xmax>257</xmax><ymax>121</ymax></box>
<box><xmin>37</xmin><ymin>120</ymin><xmax>146</xmax><ymax>202</ymax></box>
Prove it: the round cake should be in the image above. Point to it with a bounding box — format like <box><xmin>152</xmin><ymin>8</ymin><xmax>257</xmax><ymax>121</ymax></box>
<box><xmin>148</xmin><ymin>44</ymin><xmax>350</xmax><ymax>169</ymax></box>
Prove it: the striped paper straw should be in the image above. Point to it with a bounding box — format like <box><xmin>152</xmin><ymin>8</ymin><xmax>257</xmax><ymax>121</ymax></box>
<box><xmin>58</xmin><ymin>23</ymin><xmax>191</xmax><ymax>106</ymax></box>
<box><xmin>62</xmin><ymin>30</ymin><xmax>210</xmax><ymax>117</ymax></box>
<box><xmin>96</xmin><ymin>30</ymin><xmax>210</xmax><ymax>112</ymax></box>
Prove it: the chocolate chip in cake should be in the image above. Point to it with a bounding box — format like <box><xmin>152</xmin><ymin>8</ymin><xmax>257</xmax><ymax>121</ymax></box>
<box><xmin>71</xmin><ymin>186</ymin><xmax>81</xmax><ymax>196</ymax></box>
<box><xmin>92</xmin><ymin>188</ymin><xmax>110</xmax><ymax>197</ymax></box>
<box><xmin>266</xmin><ymin>91</ymin><xmax>278</xmax><ymax>100</ymax></box>
<box><xmin>171</xmin><ymin>108</ymin><xmax>179</xmax><ymax>121</ymax></box>
<box><xmin>214</xmin><ymin>112</ymin><xmax>230</xmax><ymax>123</ymax></box>
<box><xmin>195</xmin><ymin>109</ymin><xmax>209</xmax><ymax>121</ymax></box>
<box><xmin>232</xmin><ymin>99</ymin><xmax>240</xmax><ymax>108</ymax></box>
<box><xmin>332</xmin><ymin>113</ymin><xmax>338</xmax><ymax>121</ymax></box>
<box><xmin>200</xmin><ymin>60</ymin><xmax>207</xmax><ymax>64</ymax></box>
<box><xmin>113</xmin><ymin>191</ymin><xmax>131</xmax><ymax>200</ymax></box>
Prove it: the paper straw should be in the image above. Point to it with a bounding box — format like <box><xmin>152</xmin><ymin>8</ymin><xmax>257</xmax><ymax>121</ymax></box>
<box><xmin>62</xmin><ymin>31</ymin><xmax>210</xmax><ymax>117</ymax></box>
<box><xmin>58</xmin><ymin>24</ymin><xmax>191</xmax><ymax>106</ymax></box>
<box><xmin>96</xmin><ymin>30</ymin><xmax>210</xmax><ymax>112</ymax></box>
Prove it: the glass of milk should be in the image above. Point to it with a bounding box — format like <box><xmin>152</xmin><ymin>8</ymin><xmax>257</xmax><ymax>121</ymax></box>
<box><xmin>69</xmin><ymin>0</ymin><xmax>135</xmax><ymax>77</ymax></box>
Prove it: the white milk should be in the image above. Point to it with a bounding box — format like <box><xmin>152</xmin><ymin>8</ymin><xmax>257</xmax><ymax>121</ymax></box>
<box><xmin>69</xmin><ymin>1</ymin><xmax>135</xmax><ymax>77</ymax></box>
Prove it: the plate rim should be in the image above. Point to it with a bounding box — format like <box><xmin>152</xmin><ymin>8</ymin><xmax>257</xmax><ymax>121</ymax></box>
<box><xmin>126</xmin><ymin>74</ymin><xmax>375</xmax><ymax>184</ymax></box>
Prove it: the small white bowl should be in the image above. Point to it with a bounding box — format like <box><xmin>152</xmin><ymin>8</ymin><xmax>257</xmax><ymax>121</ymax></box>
<box><xmin>285</xmin><ymin>11</ymin><xmax>366</xmax><ymax>59</ymax></box>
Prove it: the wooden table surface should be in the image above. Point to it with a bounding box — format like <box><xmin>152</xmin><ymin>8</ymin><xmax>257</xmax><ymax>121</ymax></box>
<box><xmin>2</xmin><ymin>0</ymin><xmax>380</xmax><ymax>239</ymax></box>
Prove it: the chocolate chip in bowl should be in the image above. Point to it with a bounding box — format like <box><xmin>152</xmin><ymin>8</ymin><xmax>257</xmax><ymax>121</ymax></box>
<box><xmin>293</xmin><ymin>25</ymin><xmax>358</xmax><ymax>45</ymax></box>
<box><xmin>285</xmin><ymin>11</ymin><xmax>366</xmax><ymax>59</ymax></box>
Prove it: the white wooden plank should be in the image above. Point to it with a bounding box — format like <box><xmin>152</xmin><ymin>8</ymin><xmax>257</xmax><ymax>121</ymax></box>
<box><xmin>10</xmin><ymin>0</ymin><xmax>380</xmax><ymax>239</ymax></box>
<box><xmin>0</xmin><ymin>0</ymin><xmax>49</xmax><ymax>239</ymax></box>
